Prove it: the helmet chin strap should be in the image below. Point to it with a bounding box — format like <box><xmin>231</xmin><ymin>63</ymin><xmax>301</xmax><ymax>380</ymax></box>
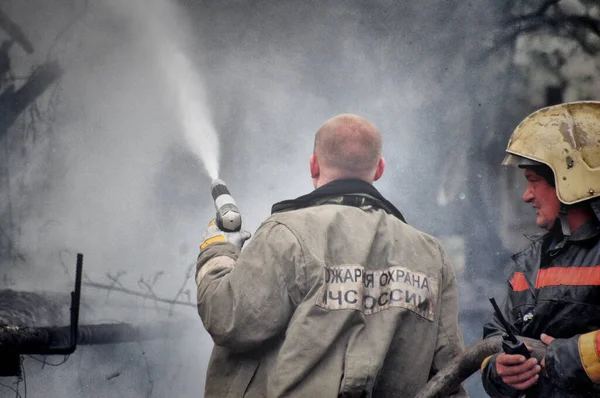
<box><xmin>553</xmin><ymin>204</ymin><xmax>571</xmax><ymax>251</ymax></box>
<box><xmin>552</xmin><ymin>200</ymin><xmax>600</xmax><ymax>252</ymax></box>
<box><xmin>591</xmin><ymin>199</ymin><xmax>600</xmax><ymax>222</ymax></box>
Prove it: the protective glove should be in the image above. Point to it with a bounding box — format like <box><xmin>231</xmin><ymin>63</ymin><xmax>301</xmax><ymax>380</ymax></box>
<box><xmin>200</xmin><ymin>219</ymin><xmax>251</xmax><ymax>253</ymax></box>
<box><xmin>544</xmin><ymin>331</ymin><xmax>600</xmax><ymax>392</ymax></box>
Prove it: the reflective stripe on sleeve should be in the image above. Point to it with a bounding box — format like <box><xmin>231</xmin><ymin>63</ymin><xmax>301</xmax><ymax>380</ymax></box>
<box><xmin>578</xmin><ymin>331</ymin><xmax>600</xmax><ymax>383</ymax></box>
<box><xmin>509</xmin><ymin>272</ymin><xmax>529</xmax><ymax>292</ymax></box>
<box><xmin>200</xmin><ymin>235</ymin><xmax>226</xmax><ymax>251</ymax></box>
<box><xmin>480</xmin><ymin>355</ymin><xmax>493</xmax><ymax>372</ymax></box>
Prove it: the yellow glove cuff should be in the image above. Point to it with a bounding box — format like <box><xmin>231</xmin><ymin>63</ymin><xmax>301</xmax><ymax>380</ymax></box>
<box><xmin>200</xmin><ymin>235</ymin><xmax>226</xmax><ymax>251</ymax></box>
<box><xmin>480</xmin><ymin>354</ymin><xmax>493</xmax><ymax>372</ymax></box>
<box><xmin>579</xmin><ymin>331</ymin><xmax>600</xmax><ymax>383</ymax></box>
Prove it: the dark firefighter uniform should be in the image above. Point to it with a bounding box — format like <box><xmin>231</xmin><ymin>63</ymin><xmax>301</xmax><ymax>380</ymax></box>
<box><xmin>481</xmin><ymin>101</ymin><xmax>600</xmax><ymax>397</ymax></box>
<box><xmin>481</xmin><ymin>219</ymin><xmax>600</xmax><ymax>396</ymax></box>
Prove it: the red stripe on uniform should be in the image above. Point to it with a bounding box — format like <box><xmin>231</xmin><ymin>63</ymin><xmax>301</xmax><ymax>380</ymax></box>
<box><xmin>509</xmin><ymin>272</ymin><xmax>529</xmax><ymax>292</ymax></box>
<box><xmin>536</xmin><ymin>266</ymin><xmax>600</xmax><ymax>288</ymax></box>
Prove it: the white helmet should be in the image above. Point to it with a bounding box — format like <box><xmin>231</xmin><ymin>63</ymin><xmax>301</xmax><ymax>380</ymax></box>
<box><xmin>502</xmin><ymin>101</ymin><xmax>600</xmax><ymax>205</ymax></box>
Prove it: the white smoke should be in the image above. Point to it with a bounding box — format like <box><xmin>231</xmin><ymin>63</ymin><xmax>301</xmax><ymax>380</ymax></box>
<box><xmin>1</xmin><ymin>2</ymin><xmax>523</xmax><ymax>397</ymax></box>
<box><xmin>1</xmin><ymin>0</ymin><xmax>215</xmax><ymax>396</ymax></box>
<box><xmin>107</xmin><ymin>0</ymin><xmax>221</xmax><ymax>180</ymax></box>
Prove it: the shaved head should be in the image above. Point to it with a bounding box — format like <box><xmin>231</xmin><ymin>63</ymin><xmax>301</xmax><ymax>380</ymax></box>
<box><xmin>310</xmin><ymin>114</ymin><xmax>384</xmax><ymax>187</ymax></box>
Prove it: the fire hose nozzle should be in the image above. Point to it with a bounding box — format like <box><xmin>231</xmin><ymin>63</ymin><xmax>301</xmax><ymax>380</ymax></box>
<box><xmin>211</xmin><ymin>179</ymin><xmax>242</xmax><ymax>232</ymax></box>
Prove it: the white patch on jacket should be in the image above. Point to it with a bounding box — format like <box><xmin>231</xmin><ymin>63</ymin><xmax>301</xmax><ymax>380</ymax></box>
<box><xmin>317</xmin><ymin>264</ymin><xmax>439</xmax><ymax>320</ymax></box>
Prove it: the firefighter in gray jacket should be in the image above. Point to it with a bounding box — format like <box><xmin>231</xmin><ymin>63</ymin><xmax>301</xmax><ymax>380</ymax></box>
<box><xmin>196</xmin><ymin>114</ymin><xmax>468</xmax><ymax>397</ymax></box>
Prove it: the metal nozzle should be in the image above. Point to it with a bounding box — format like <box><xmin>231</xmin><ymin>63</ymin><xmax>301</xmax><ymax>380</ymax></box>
<box><xmin>211</xmin><ymin>179</ymin><xmax>242</xmax><ymax>232</ymax></box>
<box><xmin>211</xmin><ymin>178</ymin><xmax>229</xmax><ymax>199</ymax></box>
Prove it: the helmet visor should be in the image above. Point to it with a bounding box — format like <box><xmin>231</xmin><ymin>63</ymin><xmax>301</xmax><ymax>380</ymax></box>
<box><xmin>501</xmin><ymin>153</ymin><xmax>544</xmax><ymax>167</ymax></box>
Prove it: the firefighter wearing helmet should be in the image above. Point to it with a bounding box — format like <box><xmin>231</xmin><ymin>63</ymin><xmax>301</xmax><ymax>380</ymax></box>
<box><xmin>481</xmin><ymin>101</ymin><xmax>600</xmax><ymax>397</ymax></box>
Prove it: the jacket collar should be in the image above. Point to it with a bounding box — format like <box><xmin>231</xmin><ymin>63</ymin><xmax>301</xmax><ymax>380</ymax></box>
<box><xmin>522</xmin><ymin>217</ymin><xmax>600</xmax><ymax>250</ymax></box>
<box><xmin>567</xmin><ymin>218</ymin><xmax>600</xmax><ymax>242</ymax></box>
<box><xmin>271</xmin><ymin>178</ymin><xmax>407</xmax><ymax>223</ymax></box>
<box><xmin>541</xmin><ymin>218</ymin><xmax>600</xmax><ymax>252</ymax></box>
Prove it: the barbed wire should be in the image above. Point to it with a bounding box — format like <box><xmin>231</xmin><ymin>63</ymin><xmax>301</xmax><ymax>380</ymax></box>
<box><xmin>26</xmin><ymin>354</ymin><xmax>70</xmax><ymax>368</ymax></box>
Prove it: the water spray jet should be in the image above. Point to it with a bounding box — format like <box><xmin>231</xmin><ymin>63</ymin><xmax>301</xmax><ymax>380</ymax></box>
<box><xmin>163</xmin><ymin>42</ymin><xmax>221</xmax><ymax>181</ymax></box>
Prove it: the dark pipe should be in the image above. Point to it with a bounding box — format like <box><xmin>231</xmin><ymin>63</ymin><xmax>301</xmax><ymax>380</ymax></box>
<box><xmin>414</xmin><ymin>336</ymin><xmax>547</xmax><ymax>398</ymax></box>
<box><xmin>43</xmin><ymin>253</ymin><xmax>83</xmax><ymax>355</ymax></box>
<box><xmin>70</xmin><ymin>253</ymin><xmax>83</xmax><ymax>349</ymax></box>
<box><xmin>0</xmin><ymin>322</ymin><xmax>185</xmax><ymax>354</ymax></box>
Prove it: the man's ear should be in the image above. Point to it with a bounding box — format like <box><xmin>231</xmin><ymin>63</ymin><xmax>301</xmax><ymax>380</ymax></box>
<box><xmin>310</xmin><ymin>154</ymin><xmax>320</xmax><ymax>179</ymax></box>
<box><xmin>373</xmin><ymin>157</ymin><xmax>385</xmax><ymax>181</ymax></box>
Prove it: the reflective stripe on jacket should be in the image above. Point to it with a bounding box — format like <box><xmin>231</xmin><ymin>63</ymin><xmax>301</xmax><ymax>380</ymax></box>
<box><xmin>481</xmin><ymin>219</ymin><xmax>600</xmax><ymax>397</ymax></box>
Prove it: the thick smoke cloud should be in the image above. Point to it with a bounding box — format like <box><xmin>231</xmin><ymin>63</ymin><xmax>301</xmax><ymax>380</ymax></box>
<box><xmin>2</xmin><ymin>0</ymin><xmax>214</xmax><ymax>395</ymax></box>
<box><xmin>1</xmin><ymin>1</ymin><xmax>526</xmax><ymax>396</ymax></box>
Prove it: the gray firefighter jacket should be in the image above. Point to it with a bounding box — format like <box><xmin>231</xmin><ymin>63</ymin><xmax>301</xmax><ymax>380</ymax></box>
<box><xmin>196</xmin><ymin>179</ymin><xmax>467</xmax><ymax>397</ymax></box>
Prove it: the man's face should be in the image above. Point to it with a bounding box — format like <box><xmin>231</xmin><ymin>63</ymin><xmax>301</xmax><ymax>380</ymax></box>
<box><xmin>522</xmin><ymin>168</ymin><xmax>561</xmax><ymax>230</ymax></box>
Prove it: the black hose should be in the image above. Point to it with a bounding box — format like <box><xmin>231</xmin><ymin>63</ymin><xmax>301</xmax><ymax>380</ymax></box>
<box><xmin>414</xmin><ymin>336</ymin><xmax>547</xmax><ymax>398</ymax></box>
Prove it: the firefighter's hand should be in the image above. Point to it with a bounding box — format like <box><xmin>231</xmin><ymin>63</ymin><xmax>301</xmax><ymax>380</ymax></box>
<box><xmin>496</xmin><ymin>352</ymin><xmax>541</xmax><ymax>390</ymax></box>
<box><xmin>539</xmin><ymin>333</ymin><xmax>555</xmax><ymax>374</ymax></box>
<box><xmin>200</xmin><ymin>220</ymin><xmax>251</xmax><ymax>253</ymax></box>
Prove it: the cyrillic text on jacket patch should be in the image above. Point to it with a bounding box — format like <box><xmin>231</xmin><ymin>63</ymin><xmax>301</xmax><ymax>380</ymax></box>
<box><xmin>316</xmin><ymin>265</ymin><xmax>438</xmax><ymax>320</ymax></box>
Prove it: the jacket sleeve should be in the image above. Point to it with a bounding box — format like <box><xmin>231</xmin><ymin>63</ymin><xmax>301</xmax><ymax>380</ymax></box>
<box><xmin>480</xmin><ymin>354</ymin><xmax>523</xmax><ymax>397</ymax></box>
<box><xmin>544</xmin><ymin>331</ymin><xmax>600</xmax><ymax>394</ymax></box>
<box><xmin>480</xmin><ymin>282</ymin><xmax>524</xmax><ymax>397</ymax></box>
<box><xmin>430</xmin><ymin>245</ymin><xmax>468</xmax><ymax>397</ymax></box>
<box><xmin>196</xmin><ymin>221</ymin><xmax>303</xmax><ymax>352</ymax></box>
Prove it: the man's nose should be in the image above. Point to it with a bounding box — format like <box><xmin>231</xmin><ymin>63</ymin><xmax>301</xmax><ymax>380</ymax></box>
<box><xmin>523</xmin><ymin>187</ymin><xmax>534</xmax><ymax>203</ymax></box>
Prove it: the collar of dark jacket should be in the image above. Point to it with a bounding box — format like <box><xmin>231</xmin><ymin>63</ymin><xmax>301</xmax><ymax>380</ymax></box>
<box><xmin>513</xmin><ymin>218</ymin><xmax>600</xmax><ymax>273</ymax></box>
<box><xmin>568</xmin><ymin>218</ymin><xmax>600</xmax><ymax>241</ymax></box>
<box><xmin>524</xmin><ymin>217</ymin><xmax>600</xmax><ymax>246</ymax></box>
<box><xmin>271</xmin><ymin>178</ymin><xmax>407</xmax><ymax>224</ymax></box>
<box><xmin>542</xmin><ymin>218</ymin><xmax>600</xmax><ymax>249</ymax></box>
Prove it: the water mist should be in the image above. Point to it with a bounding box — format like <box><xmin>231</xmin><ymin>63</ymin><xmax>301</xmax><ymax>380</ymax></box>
<box><xmin>130</xmin><ymin>0</ymin><xmax>222</xmax><ymax>181</ymax></box>
<box><xmin>164</xmin><ymin>44</ymin><xmax>221</xmax><ymax>180</ymax></box>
